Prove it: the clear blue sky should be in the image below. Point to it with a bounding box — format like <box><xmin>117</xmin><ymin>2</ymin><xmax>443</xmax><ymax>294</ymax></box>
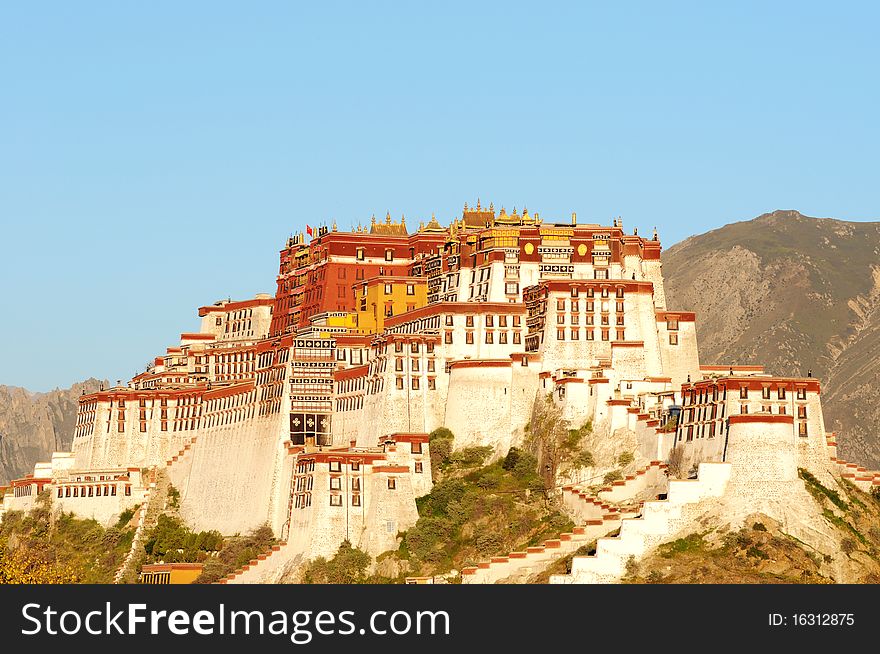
<box><xmin>2</xmin><ymin>2</ymin><xmax>878</xmax><ymax>391</ymax></box>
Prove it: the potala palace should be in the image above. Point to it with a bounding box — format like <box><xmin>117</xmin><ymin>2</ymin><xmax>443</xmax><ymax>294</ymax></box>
<box><xmin>3</xmin><ymin>201</ymin><xmax>878</xmax><ymax>583</ymax></box>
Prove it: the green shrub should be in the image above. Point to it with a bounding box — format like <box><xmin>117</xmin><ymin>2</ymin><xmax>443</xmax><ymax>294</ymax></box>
<box><xmin>502</xmin><ymin>447</ymin><xmax>522</xmax><ymax>470</ymax></box>
<box><xmin>301</xmin><ymin>540</ymin><xmax>372</xmax><ymax>584</ymax></box>
<box><xmin>617</xmin><ymin>451</ymin><xmax>634</xmax><ymax>466</ymax></box>
<box><xmin>841</xmin><ymin>538</ymin><xmax>857</xmax><ymax>555</ymax></box>
<box><xmin>429</xmin><ymin>427</ymin><xmax>454</xmax><ymax>442</ymax></box>
<box><xmin>573</xmin><ymin>450</ymin><xmax>595</xmax><ymax>468</ymax></box>
<box><xmin>752</xmin><ymin>522</ymin><xmax>767</xmax><ymax>532</ymax></box>
<box><xmin>115</xmin><ymin>505</ymin><xmax>139</xmax><ymax>529</ymax></box>
<box><xmin>450</xmin><ymin>446</ymin><xmax>494</xmax><ymax>468</ymax></box>
<box><xmin>429</xmin><ymin>438</ymin><xmax>454</xmax><ymax>474</ymax></box>
<box><xmin>603</xmin><ymin>469</ymin><xmax>623</xmax><ymax>484</ymax></box>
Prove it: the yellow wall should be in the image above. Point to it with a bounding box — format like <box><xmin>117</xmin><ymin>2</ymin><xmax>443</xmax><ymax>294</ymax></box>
<box><xmin>355</xmin><ymin>278</ymin><xmax>427</xmax><ymax>333</ymax></box>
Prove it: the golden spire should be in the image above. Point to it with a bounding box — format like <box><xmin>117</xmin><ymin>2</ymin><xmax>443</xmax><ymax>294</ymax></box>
<box><xmin>371</xmin><ymin>214</ymin><xmax>377</xmax><ymax>227</ymax></box>
<box><xmin>401</xmin><ymin>213</ymin><xmax>405</xmax><ymax>226</ymax></box>
<box><xmin>332</xmin><ymin>220</ymin><xmax>337</xmax><ymax>231</ymax></box>
<box><xmin>489</xmin><ymin>202</ymin><xmax>494</xmax><ymax>212</ymax></box>
<box><xmin>386</xmin><ymin>211</ymin><xmax>391</xmax><ymax>224</ymax></box>
<box><xmin>476</xmin><ymin>198</ymin><xmax>481</xmax><ymax>210</ymax></box>
<box><xmin>419</xmin><ymin>220</ymin><xmax>425</xmax><ymax>231</ymax></box>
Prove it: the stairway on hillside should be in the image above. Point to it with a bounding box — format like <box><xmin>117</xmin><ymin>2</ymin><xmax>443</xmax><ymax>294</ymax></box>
<box><xmin>113</xmin><ymin>467</ymin><xmax>170</xmax><ymax>584</ymax></box>
<box><xmin>550</xmin><ymin>462</ymin><xmax>731</xmax><ymax>584</ymax></box>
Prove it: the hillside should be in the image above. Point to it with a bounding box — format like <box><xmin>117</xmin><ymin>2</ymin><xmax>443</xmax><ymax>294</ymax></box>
<box><xmin>663</xmin><ymin>210</ymin><xmax>880</xmax><ymax>468</ymax></box>
<box><xmin>0</xmin><ymin>379</ymin><xmax>105</xmax><ymax>484</ymax></box>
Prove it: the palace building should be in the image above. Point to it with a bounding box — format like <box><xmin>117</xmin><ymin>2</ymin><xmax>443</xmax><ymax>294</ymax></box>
<box><xmin>2</xmin><ymin>200</ymin><xmax>858</xmax><ymax>584</ymax></box>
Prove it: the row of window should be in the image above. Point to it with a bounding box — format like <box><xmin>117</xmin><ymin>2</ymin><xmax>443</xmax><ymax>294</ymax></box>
<box><xmin>56</xmin><ymin>485</ymin><xmax>131</xmax><ymax>498</ymax></box>
<box><xmin>556</xmin><ymin>328</ymin><xmax>625</xmax><ymax>341</ymax></box>
<box><xmin>444</xmin><ymin>331</ymin><xmax>522</xmax><ymax>345</ymax></box>
<box><xmin>395</xmin><ymin>377</ymin><xmax>437</xmax><ymax>390</ymax></box>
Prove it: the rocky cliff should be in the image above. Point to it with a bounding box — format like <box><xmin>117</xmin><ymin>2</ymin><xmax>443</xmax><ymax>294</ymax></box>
<box><xmin>0</xmin><ymin>379</ymin><xmax>105</xmax><ymax>484</ymax></box>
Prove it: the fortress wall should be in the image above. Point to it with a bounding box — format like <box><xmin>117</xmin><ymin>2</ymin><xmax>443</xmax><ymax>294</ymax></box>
<box><xmin>610</xmin><ymin>343</ymin><xmax>648</xmax><ymax>380</ymax></box>
<box><xmin>642</xmin><ymin>259</ymin><xmax>666</xmax><ymax>309</ymax></box>
<box><xmin>725</xmin><ymin>416</ymin><xmax>799</xmax><ymax>490</ymax></box>
<box><xmin>360</xmin><ymin>471</ymin><xmax>419</xmax><ymax>555</ymax></box>
<box><xmin>55</xmin><ymin>490</ymin><xmax>147</xmax><ymax>528</ymax></box>
<box><xmin>657</xmin><ymin>320</ymin><xmax>700</xmax><ymax>389</ymax></box>
<box><xmin>444</xmin><ymin>363</ymin><xmax>513</xmax><ymax>455</ymax></box>
<box><xmin>175</xmin><ymin>414</ymin><xmax>286</xmax><ymax>535</ymax></box>
<box><xmin>631</xmin><ymin>293</ymin><xmax>664</xmax><ymax>377</ymax></box>
<box><xmin>796</xmin><ymin>392</ymin><xmax>835</xmax><ymax>485</ymax></box>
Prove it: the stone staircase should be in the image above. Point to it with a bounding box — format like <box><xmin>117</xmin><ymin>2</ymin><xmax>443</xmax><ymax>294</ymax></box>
<box><xmin>460</xmin><ymin>516</ymin><xmax>621</xmax><ymax>584</ymax></box>
<box><xmin>562</xmin><ymin>461</ymin><xmax>668</xmax><ymax>523</ymax></box>
<box><xmin>216</xmin><ymin>540</ymin><xmax>292</xmax><ymax>584</ymax></box>
<box><xmin>550</xmin><ymin>462</ymin><xmax>732</xmax><ymax>584</ymax></box>
<box><xmin>113</xmin><ymin>467</ymin><xmax>170</xmax><ymax>583</ymax></box>
<box><xmin>826</xmin><ymin>433</ymin><xmax>880</xmax><ymax>491</ymax></box>
<box><xmin>165</xmin><ymin>436</ymin><xmax>198</xmax><ymax>469</ymax></box>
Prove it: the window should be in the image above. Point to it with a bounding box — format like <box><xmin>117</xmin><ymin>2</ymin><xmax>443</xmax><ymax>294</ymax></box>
<box><xmin>356</xmin><ymin>248</ymin><xmax>365</xmax><ymax>261</ymax></box>
<box><xmin>330</xmin><ymin>477</ymin><xmax>341</xmax><ymax>490</ymax></box>
<box><xmin>351</xmin><ymin>461</ymin><xmax>360</xmax><ymax>471</ymax></box>
<box><xmin>586</xmin><ymin>329</ymin><xmax>594</xmax><ymax>341</ymax></box>
<box><xmin>513</xmin><ymin>332</ymin><xmax>521</xmax><ymax>344</ymax></box>
<box><xmin>396</xmin><ymin>377</ymin><xmax>404</xmax><ymax>390</ymax></box>
<box><xmin>616</xmin><ymin>330</ymin><xmax>625</xmax><ymax>340</ymax></box>
<box><xmin>667</xmin><ymin>318</ymin><xmax>679</xmax><ymax>331</ymax></box>
<box><xmin>570</xmin><ymin>287</ymin><xmax>579</xmax><ymax>298</ymax></box>
<box><xmin>762</xmin><ymin>387</ymin><xmax>771</xmax><ymax>399</ymax></box>
<box><xmin>445</xmin><ymin>331</ymin><xmax>453</xmax><ymax>344</ymax></box>
<box><xmin>557</xmin><ymin>313</ymin><xmax>565</xmax><ymax>325</ymax></box>
<box><xmin>669</xmin><ymin>333</ymin><xmax>678</xmax><ymax>345</ymax></box>
<box><xmin>601</xmin><ymin>288</ymin><xmax>609</xmax><ymax>298</ymax></box>
<box><xmin>445</xmin><ymin>315</ymin><xmax>454</xmax><ymax>326</ymax></box>
<box><xmin>330</xmin><ymin>495</ymin><xmax>343</xmax><ymax>506</ymax></box>
<box><xmin>406</xmin><ymin>284</ymin><xmax>415</xmax><ymax>295</ymax></box>
<box><xmin>797</xmin><ymin>405</ymin><xmax>807</xmax><ymax>419</ymax></box>
<box><xmin>395</xmin><ymin>358</ymin><xmax>404</xmax><ymax>371</ymax></box>
<box><xmin>557</xmin><ymin>299</ymin><xmax>566</xmax><ymax>311</ymax></box>
<box><xmin>571</xmin><ymin>329</ymin><xmax>579</xmax><ymax>340</ymax></box>
<box><xmin>798</xmin><ymin>421</ymin><xmax>808</xmax><ymax>437</ymax></box>
<box><xmin>352</xmin><ymin>495</ymin><xmax>361</xmax><ymax>506</ymax></box>
<box><xmin>557</xmin><ymin>329</ymin><xmax>565</xmax><ymax>340</ymax></box>
<box><xmin>412</xmin><ymin>377</ymin><xmax>420</xmax><ymax>390</ymax></box>
<box><xmin>505</xmin><ymin>282</ymin><xmax>518</xmax><ymax>295</ymax></box>
<box><xmin>499</xmin><ymin>331</ymin><xmax>508</xmax><ymax>344</ymax></box>
<box><xmin>385</xmin><ymin>249</ymin><xmax>393</xmax><ymax>262</ymax></box>
<box><xmin>410</xmin><ymin>342</ymin><xmax>419</xmax><ymax>354</ymax></box>
<box><xmin>797</xmin><ymin>388</ymin><xmax>807</xmax><ymax>400</ymax></box>
<box><xmin>616</xmin><ymin>315</ymin><xmax>624</xmax><ymax>325</ymax></box>
<box><xmin>427</xmin><ymin>359</ymin><xmax>435</xmax><ymax>372</ymax></box>
<box><xmin>428</xmin><ymin>378</ymin><xmax>436</xmax><ymax>390</ymax></box>
<box><xmin>616</xmin><ymin>288</ymin><xmax>624</xmax><ymax>298</ymax></box>
<box><xmin>513</xmin><ymin>315</ymin><xmax>521</xmax><ymax>327</ymax></box>
<box><xmin>466</xmin><ymin>315</ymin><xmax>474</xmax><ymax>327</ymax></box>
<box><xmin>329</xmin><ymin>461</ymin><xmax>341</xmax><ymax>472</ymax></box>
<box><xmin>586</xmin><ymin>301</ymin><xmax>594</xmax><ymax>312</ymax></box>
<box><xmin>739</xmin><ymin>387</ymin><xmax>749</xmax><ymax>399</ymax></box>
<box><xmin>411</xmin><ymin>359</ymin><xmax>419</xmax><ymax>372</ymax></box>
<box><xmin>740</xmin><ymin>404</ymin><xmax>748</xmax><ymax>414</ymax></box>
<box><xmin>486</xmin><ymin>315</ymin><xmax>494</xmax><ymax>327</ymax></box>
<box><xmin>387</xmin><ymin>478</ymin><xmax>396</xmax><ymax>490</ymax></box>
<box><xmin>415</xmin><ymin>462</ymin><xmax>423</xmax><ymax>473</ymax></box>
<box><xmin>466</xmin><ymin>332</ymin><xmax>474</xmax><ymax>344</ymax></box>
<box><xmin>395</xmin><ymin>341</ymin><xmax>404</xmax><ymax>353</ymax></box>
<box><xmin>601</xmin><ymin>329</ymin><xmax>609</xmax><ymax>341</ymax></box>
<box><xmin>485</xmin><ymin>332</ymin><xmax>494</xmax><ymax>344</ymax></box>
<box><xmin>384</xmin><ymin>283</ymin><xmax>393</xmax><ymax>294</ymax></box>
<box><xmin>777</xmin><ymin>387</ymin><xmax>786</xmax><ymax>399</ymax></box>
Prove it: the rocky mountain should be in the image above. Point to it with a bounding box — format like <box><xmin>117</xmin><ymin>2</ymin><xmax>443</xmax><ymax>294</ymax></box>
<box><xmin>663</xmin><ymin>210</ymin><xmax>880</xmax><ymax>469</ymax></box>
<box><xmin>0</xmin><ymin>379</ymin><xmax>105</xmax><ymax>485</ymax></box>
